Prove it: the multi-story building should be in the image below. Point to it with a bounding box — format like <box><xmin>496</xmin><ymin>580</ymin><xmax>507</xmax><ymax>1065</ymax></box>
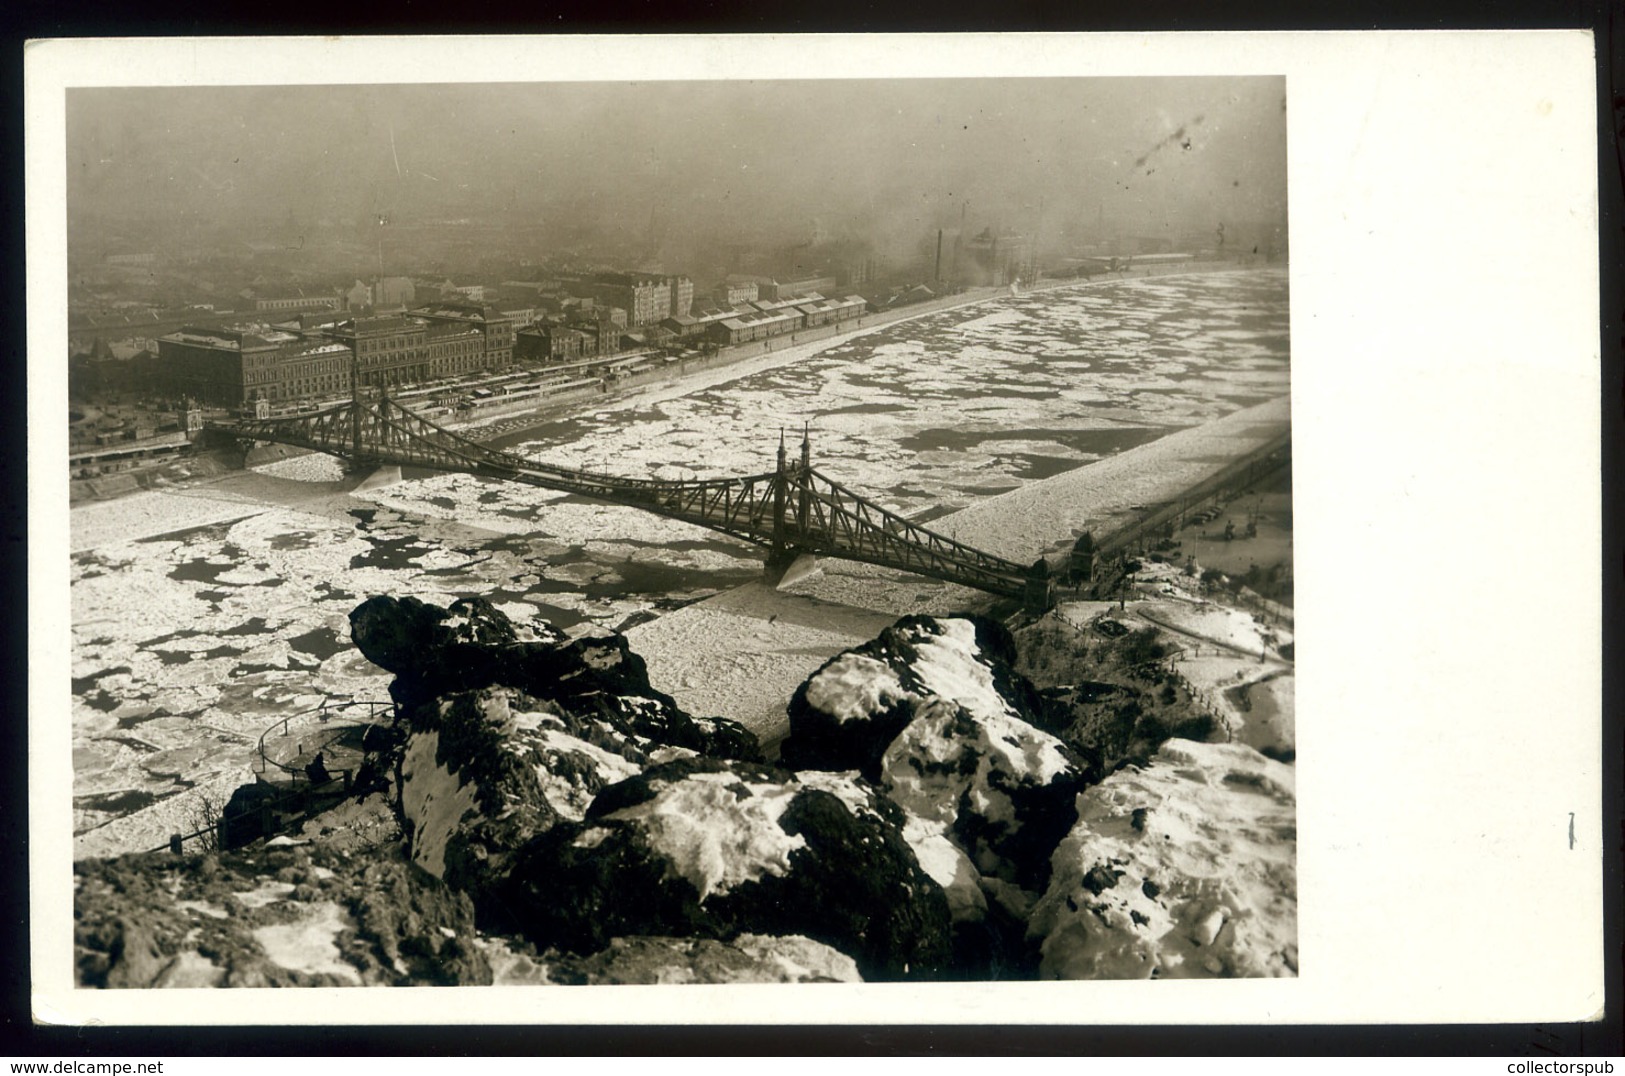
<box><xmin>148</xmin><ymin>301</ymin><xmax>515</xmax><ymax>407</ymax></box>
<box><xmin>516</xmin><ymin>323</ymin><xmax>592</xmax><ymax>363</ymax></box>
<box><xmin>270</xmin><ymin>341</ymin><xmax>355</xmax><ymax>402</ymax></box>
<box><xmin>423</xmin><ymin>321</ymin><xmax>485</xmax><ymax>379</ymax></box>
<box><xmin>323</xmin><ymin>315</ymin><xmax>428</xmax><ymax>388</ymax></box>
<box><xmin>717</xmin><ymin>276</ymin><xmax>761</xmax><ymax>305</ymax></box>
<box><xmin>411</xmin><ymin>303</ymin><xmax>515</xmax><ymax>370</ymax></box>
<box><xmin>568</xmin><ymin>273</ymin><xmax>671</xmax><ymax>327</ymax></box>
<box><xmin>156</xmin><ymin>325</ymin><xmax>352</xmax><ymax>407</ymax></box>
<box><xmin>666</xmin><ymin>275</ymin><xmax>694</xmax><ymax>319</ymax></box>
<box><xmin>759</xmin><ymin>276</ymin><xmax>837</xmax><ymax>301</ymax></box>
<box><xmin>568</xmin><ymin>309</ymin><xmax>620</xmax><ymax>357</ymax></box>
<box><xmin>254</xmin><ymin>295</ymin><xmax>340</xmax><ymax>313</ymax></box>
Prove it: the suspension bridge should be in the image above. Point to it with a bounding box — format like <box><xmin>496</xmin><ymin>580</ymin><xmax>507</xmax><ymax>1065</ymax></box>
<box><xmin>202</xmin><ymin>389</ymin><xmax>1050</xmax><ymax>606</ymax></box>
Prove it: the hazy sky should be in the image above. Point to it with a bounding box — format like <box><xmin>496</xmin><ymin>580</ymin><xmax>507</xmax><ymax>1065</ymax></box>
<box><xmin>67</xmin><ymin>77</ymin><xmax>1286</xmax><ymax>252</ymax></box>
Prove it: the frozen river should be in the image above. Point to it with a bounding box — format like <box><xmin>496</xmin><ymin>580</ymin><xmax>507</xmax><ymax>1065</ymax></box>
<box><xmin>68</xmin><ymin>268</ymin><xmax>1289</xmax><ymax>852</ymax></box>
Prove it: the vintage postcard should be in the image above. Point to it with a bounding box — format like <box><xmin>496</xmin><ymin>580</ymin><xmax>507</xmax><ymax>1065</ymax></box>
<box><xmin>25</xmin><ymin>32</ymin><xmax>1602</xmax><ymax>1027</ymax></box>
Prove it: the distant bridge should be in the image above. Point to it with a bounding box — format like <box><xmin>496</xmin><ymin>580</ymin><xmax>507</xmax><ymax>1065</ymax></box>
<box><xmin>205</xmin><ymin>391</ymin><xmax>1047</xmax><ymax>605</ymax></box>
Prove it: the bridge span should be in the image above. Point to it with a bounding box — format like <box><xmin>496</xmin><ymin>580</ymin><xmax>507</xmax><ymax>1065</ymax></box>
<box><xmin>203</xmin><ymin>391</ymin><xmax>1050</xmax><ymax>607</ymax></box>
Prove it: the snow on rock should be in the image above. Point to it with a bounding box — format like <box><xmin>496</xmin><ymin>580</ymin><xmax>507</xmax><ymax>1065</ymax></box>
<box><xmin>350</xmin><ymin>594</ymin><xmax>758</xmax><ymax>760</ymax></box>
<box><xmin>496</xmin><ymin>756</ymin><xmax>953</xmax><ymax>982</ymax></box>
<box><xmin>783</xmin><ymin>614</ymin><xmax>1043</xmax><ymax>776</ymax></box>
<box><xmin>881</xmin><ymin>694</ymin><xmax>1083</xmax><ymax>892</ymax></box>
<box><xmin>1027</xmin><ymin>739</ymin><xmax>1297</xmax><ymax>980</ymax></box>
<box><xmin>802</xmin><ymin>652</ymin><xmax>910</xmax><ymax>725</ymax></box>
<box><xmin>900</xmin><ymin>812</ymin><xmax>987</xmax><ymax>924</ymax></box>
<box><xmin>395</xmin><ymin>689</ymin><xmax>560</xmax><ymax>901</ymax></box>
<box><xmin>75</xmin><ymin>840</ymin><xmax>490</xmax><ymax>988</ymax></box>
<box><xmin>598</xmin><ymin>771</ymin><xmax>807</xmax><ymax>902</ymax></box>
<box><xmin>398</xmin><ymin>729</ymin><xmax>485</xmax><ymax>881</ymax></box>
<box><xmin>481</xmin><ymin>933</ymin><xmax>864</xmax><ymax>985</ymax></box>
<box><xmin>529</xmin><ymin>725</ymin><xmax>645</xmax><ymax>822</ymax></box>
<box><xmin>783</xmin><ymin>615</ymin><xmax>1088</xmax><ymax>891</ymax></box>
<box><xmin>250</xmin><ymin>902</ymin><xmax>362</xmax><ymax>985</ymax></box>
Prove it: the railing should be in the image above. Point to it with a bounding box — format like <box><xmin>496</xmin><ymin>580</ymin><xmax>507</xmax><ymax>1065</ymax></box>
<box><xmin>256</xmin><ymin>696</ymin><xmax>394</xmax><ymax>782</ymax></box>
<box><xmin>156</xmin><ymin>697</ymin><xmax>395</xmax><ymax>856</ymax></box>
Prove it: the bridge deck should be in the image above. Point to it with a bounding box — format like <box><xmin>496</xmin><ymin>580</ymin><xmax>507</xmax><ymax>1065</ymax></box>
<box><xmin>207</xmin><ymin>395</ymin><xmax>1037</xmax><ymax>602</ymax></box>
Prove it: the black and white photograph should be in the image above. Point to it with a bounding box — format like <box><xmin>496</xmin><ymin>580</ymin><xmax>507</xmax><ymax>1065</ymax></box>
<box><xmin>26</xmin><ymin>32</ymin><xmax>1602</xmax><ymax>1030</ymax></box>
<box><xmin>59</xmin><ymin>69</ymin><xmax>1293</xmax><ymax>990</ymax></box>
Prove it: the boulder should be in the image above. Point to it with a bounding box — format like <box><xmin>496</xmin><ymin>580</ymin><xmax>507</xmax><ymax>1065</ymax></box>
<box><xmin>395</xmin><ymin>682</ymin><xmax>727</xmax><ymax>895</ymax></box>
<box><xmin>350</xmin><ymin>595</ymin><xmax>758</xmax><ymax>760</ymax></box>
<box><xmin>496</xmin><ymin>757</ymin><xmax>954</xmax><ymax>981</ymax></box>
<box><xmin>1027</xmin><ymin>739</ymin><xmax>1297</xmax><ymax>980</ymax></box>
<box><xmin>782</xmin><ymin>614</ymin><xmax>1044</xmax><ymax>778</ymax></box>
<box><xmin>881</xmin><ymin>692</ymin><xmax>1087</xmax><ymax>893</ymax></box>
<box><xmin>783</xmin><ymin>616</ymin><xmax>1090</xmax><ymax>893</ymax></box>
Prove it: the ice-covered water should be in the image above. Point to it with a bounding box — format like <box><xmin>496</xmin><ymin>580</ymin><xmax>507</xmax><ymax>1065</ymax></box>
<box><xmin>69</xmin><ymin>269</ymin><xmax>1289</xmax><ymax>846</ymax></box>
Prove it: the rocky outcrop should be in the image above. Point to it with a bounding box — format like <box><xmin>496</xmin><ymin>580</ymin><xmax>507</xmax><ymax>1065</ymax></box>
<box><xmin>496</xmin><ymin>757</ymin><xmax>953</xmax><ymax>982</ymax></box>
<box><xmin>349</xmin><ymin>598</ymin><xmax>965</xmax><ymax>980</ymax></box>
<box><xmin>479</xmin><ymin>933</ymin><xmax>862</xmax><ymax>985</ymax></box>
<box><xmin>1027</xmin><ymin>739</ymin><xmax>1298</xmax><ymax>980</ymax></box>
<box><xmin>396</xmin><ymin>687</ymin><xmax>563</xmax><ymax>901</ymax></box>
<box><xmin>74</xmin><ymin>840</ymin><xmax>488</xmax><ymax>988</ymax></box>
<box><xmin>396</xmin><ymin>683</ymin><xmax>718</xmax><ymax>899</ymax></box>
<box><xmin>76</xmin><ymin>595</ymin><xmax>1295</xmax><ymax>988</ymax></box>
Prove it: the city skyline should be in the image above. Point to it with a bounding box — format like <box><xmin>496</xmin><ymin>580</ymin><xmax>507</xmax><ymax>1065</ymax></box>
<box><xmin>67</xmin><ymin>77</ymin><xmax>1288</xmax><ymax>273</ymax></box>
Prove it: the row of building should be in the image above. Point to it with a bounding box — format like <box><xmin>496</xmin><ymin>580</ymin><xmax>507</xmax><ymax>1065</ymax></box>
<box><xmin>126</xmin><ymin>302</ymin><xmax>516</xmax><ymax>409</ymax></box>
<box><xmin>72</xmin><ymin>267</ymin><xmax>901</xmax><ymax>410</ymax></box>
<box><xmin>513</xmin><ymin>291</ymin><xmax>868</xmax><ymax>363</ymax></box>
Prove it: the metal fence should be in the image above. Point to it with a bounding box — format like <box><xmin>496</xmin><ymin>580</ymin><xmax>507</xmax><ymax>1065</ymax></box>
<box><xmin>154</xmin><ymin>697</ymin><xmax>394</xmax><ymax>855</ymax></box>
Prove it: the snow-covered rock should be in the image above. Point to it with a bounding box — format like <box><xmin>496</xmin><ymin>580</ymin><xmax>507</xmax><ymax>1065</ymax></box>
<box><xmin>496</xmin><ymin>756</ymin><xmax>953</xmax><ymax>982</ymax></box>
<box><xmin>480</xmin><ymin>933</ymin><xmax>863</xmax><ymax>985</ymax></box>
<box><xmin>1027</xmin><ymin>739</ymin><xmax>1297</xmax><ymax>980</ymax></box>
<box><xmin>74</xmin><ymin>841</ymin><xmax>489</xmax><ymax>988</ymax></box>
<box><xmin>783</xmin><ymin>615</ymin><xmax>1089</xmax><ymax>892</ymax></box>
<box><xmin>397</xmin><ymin>688</ymin><xmax>562</xmax><ymax>898</ymax></box>
<box><xmin>350</xmin><ymin>594</ymin><xmax>758</xmax><ymax>760</ymax></box>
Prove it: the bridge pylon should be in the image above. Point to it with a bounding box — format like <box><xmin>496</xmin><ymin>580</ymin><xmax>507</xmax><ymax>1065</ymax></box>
<box><xmin>765</xmin><ymin>426</ymin><xmax>804</xmax><ymax>583</ymax></box>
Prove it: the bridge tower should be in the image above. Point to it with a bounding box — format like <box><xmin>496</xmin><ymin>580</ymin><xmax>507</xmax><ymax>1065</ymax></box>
<box><xmin>350</xmin><ymin>346</ymin><xmax>363</xmax><ymax>463</ymax></box>
<box><xmin>796</xmin><ymin>424</ymin><xmax>812</xmax><ymax>537</ymax></box>
<box><xmin>765</xmin><ymin>428</ymin><xmax>798</xmax><ymax>583</ymax></box>
<box><xmin>1024</xmin><ymin>556</ymin><xmax>1054</xmax><ymax>614</ymax></box>
<box><xmin>178</xmin><ymin>396</ymin><xmax>203</xmax><ymax>442</ymax></box>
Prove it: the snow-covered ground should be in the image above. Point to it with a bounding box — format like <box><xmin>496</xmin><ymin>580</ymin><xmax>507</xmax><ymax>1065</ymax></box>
<box><xmin>1053</xmin><ymin>559</ymin><xmax>1295</xmax><ymax>756</ymax></box>
<box><xmin>69</xmin><ymin>269</ymin><xmax>1289</xmax><ymax>854</ymax></box>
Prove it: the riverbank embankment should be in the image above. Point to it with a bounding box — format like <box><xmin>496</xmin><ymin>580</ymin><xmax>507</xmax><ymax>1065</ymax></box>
<box><xmin>458</xmin><ymin>261</ymin><xmax>1258</xmax><ymax>446</ymax></box>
